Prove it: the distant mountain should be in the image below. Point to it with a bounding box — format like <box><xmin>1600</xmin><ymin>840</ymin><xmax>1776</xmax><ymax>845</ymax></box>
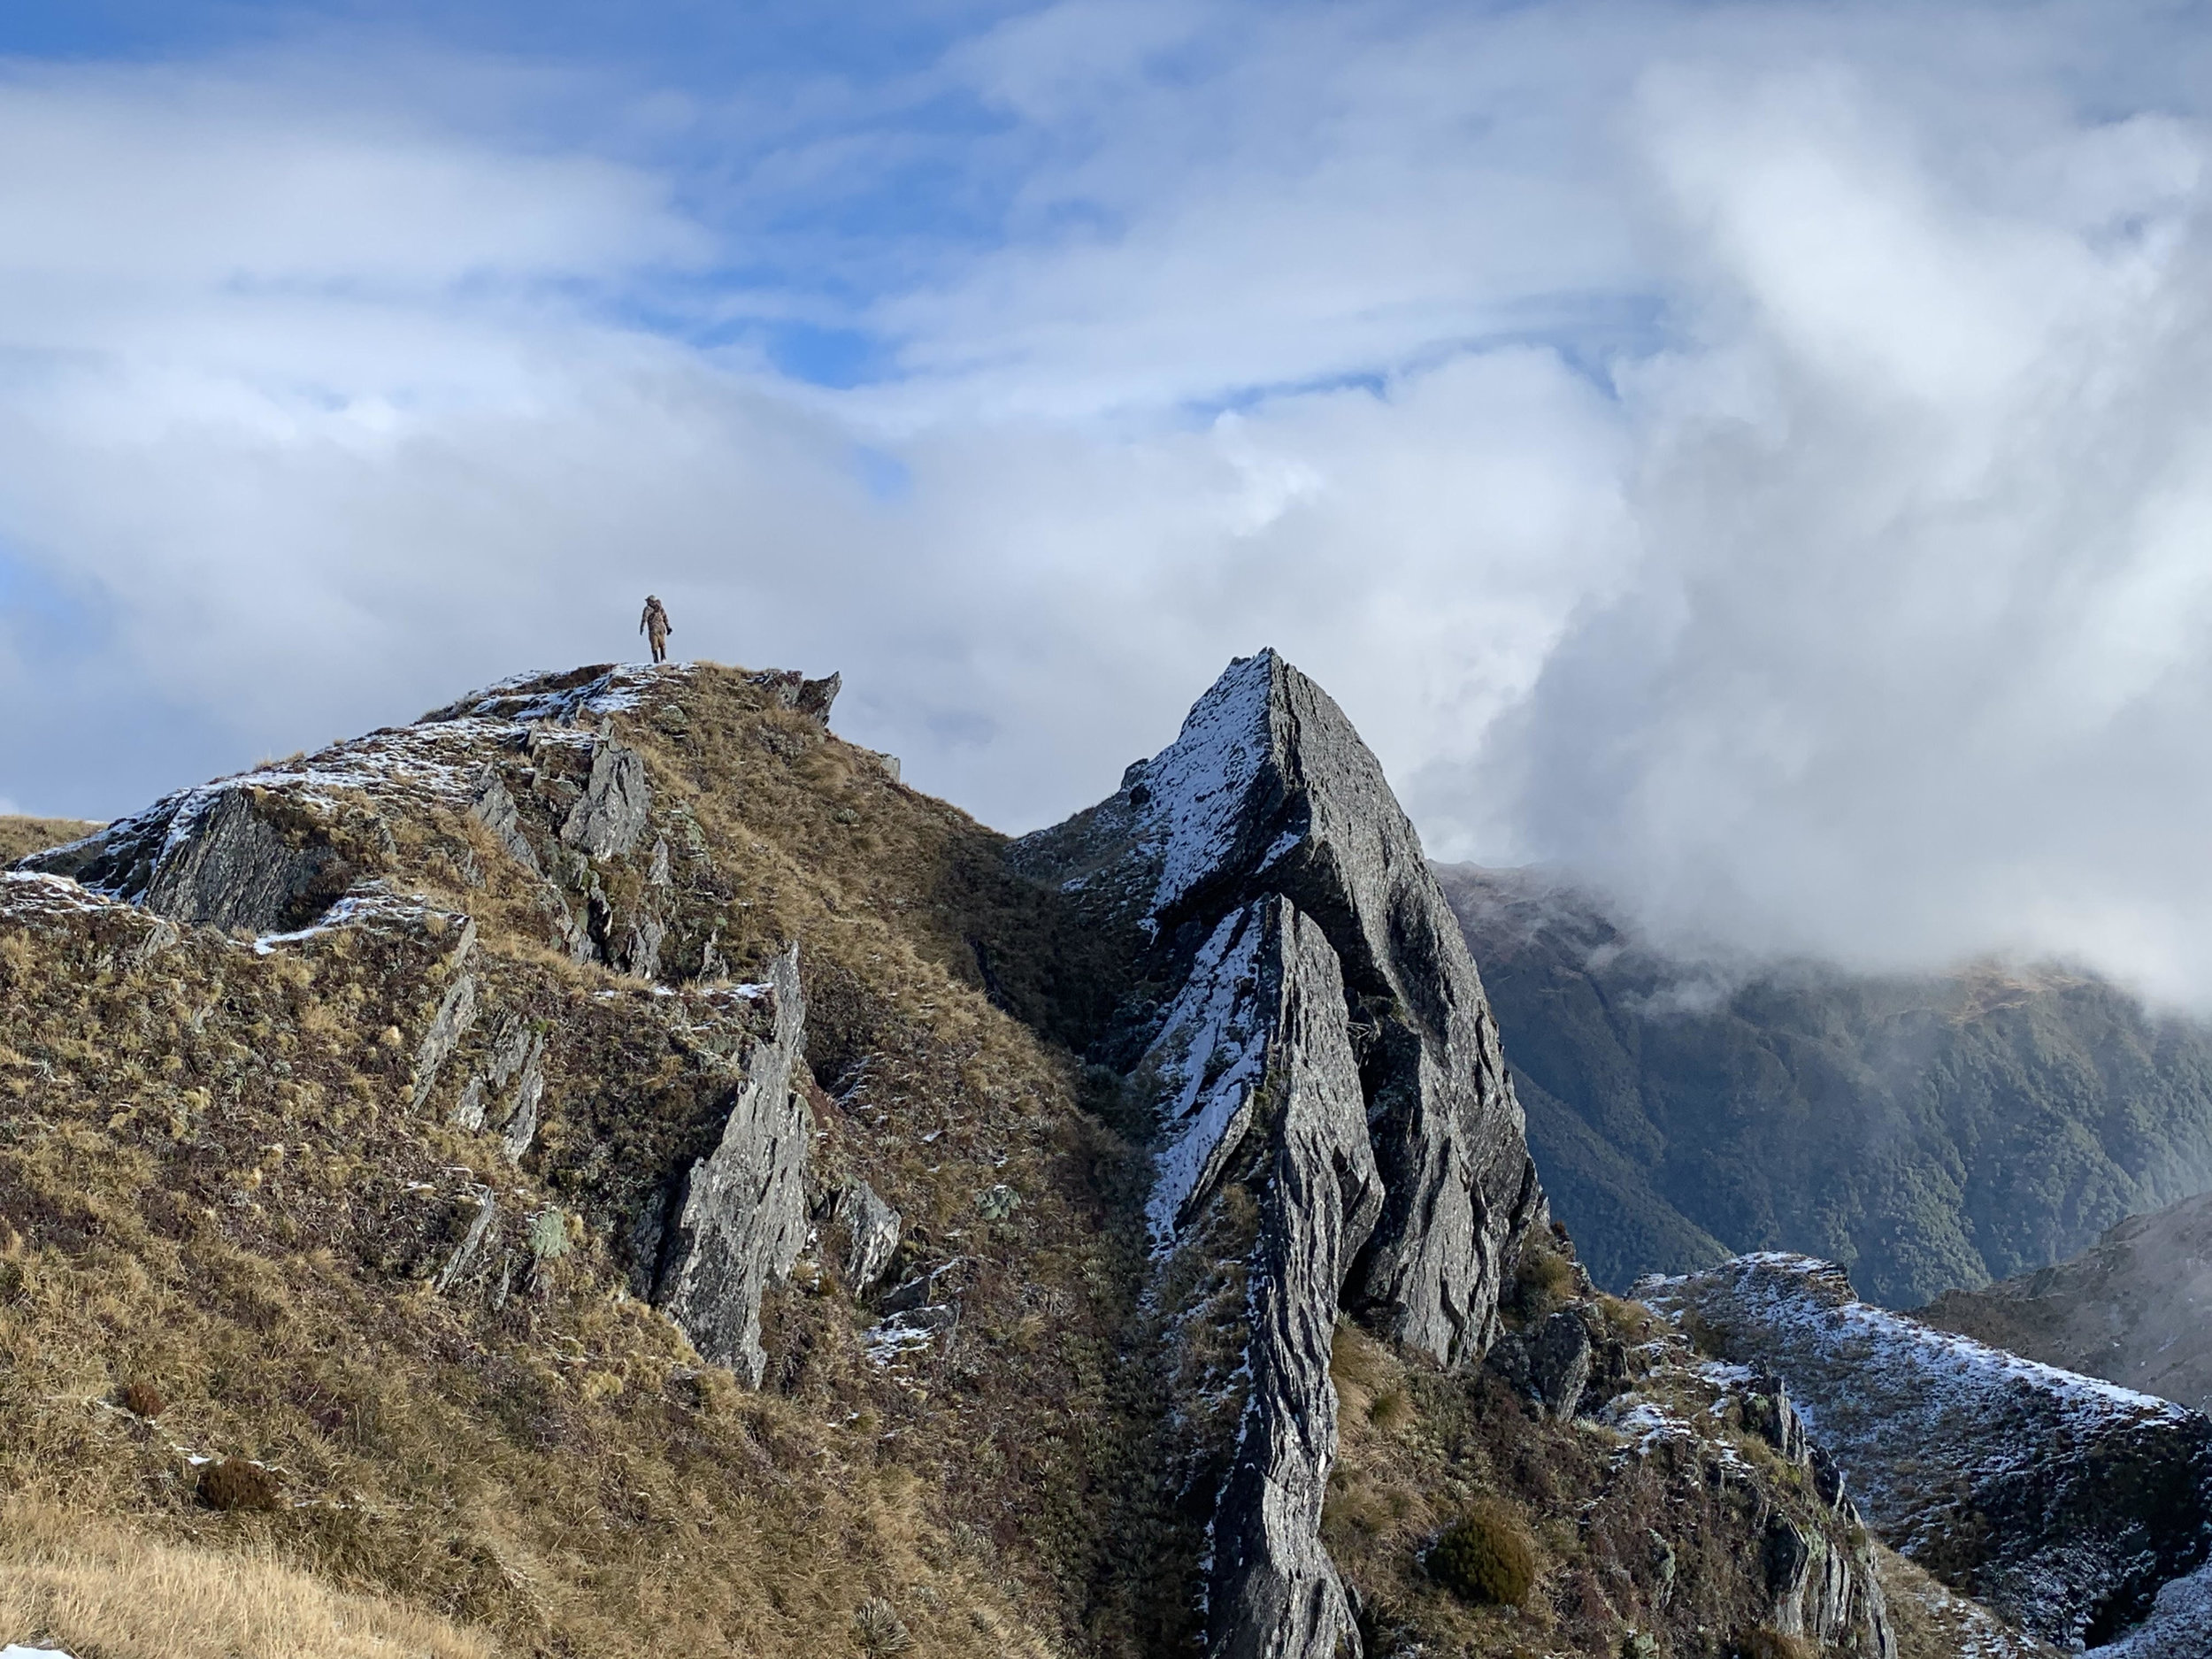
<box><xmin>1440</xmin><ymin>865</ymin><xmax>2212</xmax><ymax>1306</ymax></box>
<box><xmin>1920</xmin><ymin>1187</ymin><xmax>2212</xmax><ymax>1415</ymax></box>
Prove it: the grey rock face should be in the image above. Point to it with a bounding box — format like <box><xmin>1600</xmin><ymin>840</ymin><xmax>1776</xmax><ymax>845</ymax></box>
<box><xmin>1529</xmin><ymin>1310</ymin><xmax>1592</xmax><ymax>1422</ymax></box>
<box><xmin>653</xmin><ymin>944</ymin><xmax>811</xmax><ymax>1387</ymax></box>
<box><xmin>447</xmin><ymin>1013</ymin><xmax>548</xmax><ymax>1148</ymax></box>
<box><xmin>836</xmin><ymin>1178</ymin><xmax>902</xmax><ymax>1294</ymax></box>
<box><xmin>1149</xmin><ymin>898</ymin><xmax>1379</xmax><ymax>1659</ymax></box>
<box><xmin>1765</xmin><ymin>1515</ymin><xmax>1891</xmax><ymax>1658</ymax></box>
<box><xmin>468</xmin><ymin>772</ymin><xmax>543</xmax><ymax>878</ymax></box>
<box><xmin>410</xmin><ymin>972</ymin><xmax>480</xmax><ymax>1110</ymax></box>
<box><xmin>560</xmin><ymin>738</ymin><xmax>652</xmax><ymax>859</ymax></box>
<box><xmin>23</xmin><ymin>786</ymin><xmax>355</xmax><ymax>933</ymax></box>
<box><xmin>1017</xmin><ymin>649</ymin><xmax>1540</xmax><ymax>1371</ymax></box>
<box><xmin>1643</xmin><ymin>1254</ymin><xmax>2212</xmax><ymax>1647</ymax></box>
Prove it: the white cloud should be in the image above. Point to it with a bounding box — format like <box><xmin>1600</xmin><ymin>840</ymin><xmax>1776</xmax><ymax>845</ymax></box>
<box><xmin>10</xmin><ymin>5</ymin><xmax>2212</xmax><ymax>1003</ymax></box>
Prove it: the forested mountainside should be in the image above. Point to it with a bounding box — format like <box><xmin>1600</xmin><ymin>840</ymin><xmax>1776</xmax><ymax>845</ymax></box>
<box><xmin>1920</xmin><ymin>1187</ymin><xmax>2212</xmax><ymax>1414</ymax></box>
<box><xmin>1440</xmin><ymin>865</ymin><xmax>2212</xmax><ymax>1307</ymax></box>
<box><xmin>0</xmin><ymin>655</ymin><xmax>1900</xmax><ymax>1659</ymax></box>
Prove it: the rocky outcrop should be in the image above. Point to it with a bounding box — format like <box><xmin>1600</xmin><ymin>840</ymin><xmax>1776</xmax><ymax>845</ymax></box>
<box><xmin>833</xmin><ymin>1178</ymin><xmax>902</xmax><ymax>1294</ymax></box>
<box><xmin>1161</xmin><ymin>898</ymin><xmax>1380</xmax><ymax>1659</ymax></box>
<box><xmin>1015</xmin><ymin>650</ymin><xmax>1544</xmax><ymax>1659</ymax></box>
<box><xmin>747</xmin><ymin>668</ymin><xmax>841</xmax><ymax>726</ymax></box>
<box><xmin>449</xmin><ymin>1013</ymin><xmax>549</xmax><ymax>1163</ymax></box>
<box><xmin>559</xmin><ymin>737</ymin><xmax>652</xmax><ymax>859</ymax></box>
<box><xmin>20</xmin><ymin>784</ymin><xmax>361</xmax><ymax>933</ymax></box>
<box><xmin>14</xmin><ymin>664</ymin><xmax>764</xmax><ymax>985</ymax></box>
<box><xmin>649</xmin><ymin>946</ymin><xmax>811</xmax><ymax>1388</ymax></box>
<box><xmin>1016</xmin><ymin>649</ymin><xmax>1542</xmax><ymax>1369</ymax></box>
<box><xmin>1643</xmin><ymin>1254</ymin><xmax>2212</xmax><ymax>1647</ymax></box>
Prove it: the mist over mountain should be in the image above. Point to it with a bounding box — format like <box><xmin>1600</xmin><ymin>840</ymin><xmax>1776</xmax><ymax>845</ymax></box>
<box><xmin>1440</xmin><ymin>864</ymin><xmax>2212</xmax><ymax>1306</ymax></box>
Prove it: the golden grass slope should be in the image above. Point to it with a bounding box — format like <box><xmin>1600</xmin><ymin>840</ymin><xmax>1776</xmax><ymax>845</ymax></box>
<box><xmin>0</xmin><ymin>818</ymin><xmax>97</xmax><ymax>864</ymax></box>
<box><xmin>1</xmin><ymin>1496</ymin><xmax>492</xmax><ymax>1659</ymax></box>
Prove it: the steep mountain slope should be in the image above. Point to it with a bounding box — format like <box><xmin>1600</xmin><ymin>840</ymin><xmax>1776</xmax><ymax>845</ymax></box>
<box><xmin>1919</xmin><ymin>1187</ymin><xmax>2212</xmax><ymax>1414</ymax></box>
<box><xmin>2</xmin><ymin>654</ymin><xmax>1898</xmax><ymax>1658</ymax></box>
<box><xmin>1442</xmin><ymin>865</ymin><xmax>2212</xmax><ymax>1306</ymax></box>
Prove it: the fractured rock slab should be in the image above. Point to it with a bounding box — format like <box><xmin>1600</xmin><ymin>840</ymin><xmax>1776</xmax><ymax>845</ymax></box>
<box><xmin>1145</xmin><ymin>897</ymin><xmax>1380</xmax><ymax>1659</ymax></box>
<box><xmin>651</xmin><ymin>944</ymin><xmax>811</xmax><ymax>1387</ymax></box>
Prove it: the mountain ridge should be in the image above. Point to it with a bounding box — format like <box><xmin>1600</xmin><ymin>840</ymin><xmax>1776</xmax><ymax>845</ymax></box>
<box><xmin>0</xmin><ymin>656</ymin><xmax>2047</xmax><ymax>1658</ymax></box>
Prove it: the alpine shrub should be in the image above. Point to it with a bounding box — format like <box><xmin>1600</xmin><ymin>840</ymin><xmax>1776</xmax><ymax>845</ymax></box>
<box><xmin>1428</xmin><ymin>1502</ymin><xmax>1537</xmax><ymax>1607</ymax></box>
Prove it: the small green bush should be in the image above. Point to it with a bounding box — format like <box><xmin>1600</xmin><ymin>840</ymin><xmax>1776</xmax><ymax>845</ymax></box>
<box><xmin>1428</xmin><ymin>1502</ymin><xmax>1538</xmax><ymax>1607</ymax></box>
<box><xmin>527</xmin><ymin>1208</ymin><xmax>570</xmax><ymax>1260</ymax></box>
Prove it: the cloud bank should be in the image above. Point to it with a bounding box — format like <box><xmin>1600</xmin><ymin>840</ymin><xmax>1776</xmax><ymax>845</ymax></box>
<box><xmin>7</xmin><ymin>3</ymin><xmax>2212</xmax><ymax>998</ymax></box>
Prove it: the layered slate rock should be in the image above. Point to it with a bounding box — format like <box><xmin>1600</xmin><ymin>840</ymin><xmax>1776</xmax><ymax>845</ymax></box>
<box><xmin>1016</xmin><ymin>649</ymin><xmax>1543</xmax><ymax>1367</ymax></box>
<box><xmin>1015</xmin><ymin>649</ymin><xmax>1545</xmax><ymax>1659</ymax></box>
<box><xmin>1643</xmin><ymin>1254</ymin><xmax>2212</xmax><ymax>1647</ymax></box>
<box><xmin>1151</xmin><ymin>898</ymin><xmax>1382</xmax><ymax>1659</ymax></box>
<box><xmin>649</xmin><ymin>945</ymin><xmax>812</xmax><ymax>1388</ymax></box>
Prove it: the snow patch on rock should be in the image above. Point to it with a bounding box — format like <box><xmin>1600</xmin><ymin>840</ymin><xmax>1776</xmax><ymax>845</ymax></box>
<box><xmin>1140</xmin><ymin>904</ymin><xmax>1271</xmax><ymax>1242</ymax></box>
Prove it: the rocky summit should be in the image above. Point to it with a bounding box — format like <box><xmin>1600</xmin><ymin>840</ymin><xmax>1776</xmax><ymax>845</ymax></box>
<box><xmin>0</xmin><ymin>649</ymin><xmax>2176</xmax><ymax>1659</ymax></box>
<box><xmin>1012</xmin><ymin>649</ymin><xmax>1546</xmax><ymax>1656</ymax></box>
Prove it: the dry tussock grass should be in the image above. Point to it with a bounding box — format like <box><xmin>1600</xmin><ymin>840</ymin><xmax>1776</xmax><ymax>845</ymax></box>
<box><xmin>0</xmin><ymin>1496</ymin><xmax>494</xmax><ymax>1659</ymax></box>
<box><xmin>0</xmin><ymin>818</ymin><xmax>97</xmax><ymax>865</ymax></box>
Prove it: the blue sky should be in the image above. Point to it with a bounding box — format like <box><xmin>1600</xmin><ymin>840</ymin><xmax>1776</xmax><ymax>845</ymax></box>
<box><xmin>9</xmin><ymin>1</ymin><xmax>2212</xmax><ymax>995</ymax></box>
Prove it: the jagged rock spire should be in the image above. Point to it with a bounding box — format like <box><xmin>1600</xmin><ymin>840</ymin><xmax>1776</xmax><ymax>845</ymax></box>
<box><xmin>1021</xmin><ymin>648</ymin><xmax>1545</xmax><ymax>1366</ymax></box>
<box><xmin>1016</xmin><ymin>648</ymin><xmax>1546</xmax><ymax>1659</ymax></box>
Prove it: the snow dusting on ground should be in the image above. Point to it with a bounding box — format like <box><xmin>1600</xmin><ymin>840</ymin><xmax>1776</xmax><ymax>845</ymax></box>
<box><xmin>2086</xmin><ymin>1560</ymin><xmax>2212</xmax><ymax>1657</ymax></box>
<box><xmin>1140</xmin><ymin>905</ymin><xmax>1271</xmax><ymax>1243</ymax></box>
<box><xmin>1132</xmin><ymin>650</ymin><xmax>1278</xmax><ymax>919</ymax></box>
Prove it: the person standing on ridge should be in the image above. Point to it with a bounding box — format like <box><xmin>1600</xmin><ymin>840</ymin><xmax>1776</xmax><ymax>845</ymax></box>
<box><xmin>640</xmin><ymin>595</ymin><xmax>672</xmax><ymax>664</ymax></box>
